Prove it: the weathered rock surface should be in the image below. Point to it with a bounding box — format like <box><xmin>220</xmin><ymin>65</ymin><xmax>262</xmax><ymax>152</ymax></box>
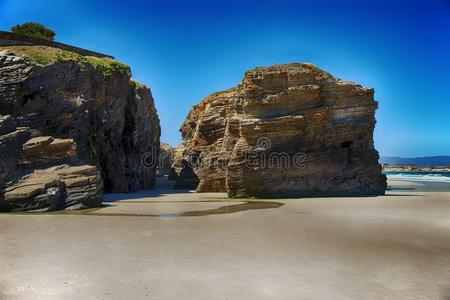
<box><xmin>178</xmin><ymin>63</ymin><xmax>386</xmax><ymax>197</ymax></box>
<box><xmin>0</xmin><ymin>46</ymin><xmax>160</xmax><ymax>193</ymax></box>
<box><xmin>19</xmin><ymin>136</ymin><xmax>76</xmax><ymax>167</ymax></box>
<box><xmin>0</xmin><ymin>115</ymin><xmax>102</xmax><ymax>211</ymax></box>
<box><xmin>0</xmin><ymin>117</ymin><xmax>31</xmax><ymax>181</ymax></box>
<box><xmin>3</xmin><ymin>165</ymin><xmax>102</xmax><ymax>212</ymax></box>
<box><xmin>157</xmin><ymin>142</ymin><xmax>173</xmax><ymax>176</ymax></box>
<box><xmin>171</xmin><ymin>145</ymin><xmax>186</xmax><ymax>175</ymax></box>
<box><xmin>173</xmin><ymin>159</ymin><xmax>199</xmax><ymax>189</ymax></box>
<box><xmin>169</xmin><ymin>144</ymin><xmax>200</xmax><ymax>188</ymax></box>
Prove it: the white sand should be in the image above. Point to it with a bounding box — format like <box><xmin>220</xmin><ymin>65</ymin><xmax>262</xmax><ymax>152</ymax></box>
<box><xmin>1</xmin><ymin>190</ymin><xmax>450</xmax><ymax>299</ymax></box>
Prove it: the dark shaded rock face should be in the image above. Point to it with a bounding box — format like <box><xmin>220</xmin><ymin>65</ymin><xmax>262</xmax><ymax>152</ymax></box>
<box><xmin>174</xmin><ymin>159</ymin><xmax>199</xmax><ymax>189</ymax></box>
<box><xmin>179</xmin><ymin>63</ymin><xmax>386</xmax><ymax>198</ymax></box>
<box><xmin>0</xmin><ymin>47</ymin><xmax>160</xmax><ymax>194</ymax></box>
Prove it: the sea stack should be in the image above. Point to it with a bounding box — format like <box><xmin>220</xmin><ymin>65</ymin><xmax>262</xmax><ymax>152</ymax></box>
<box><xmin>0</xmin><ymin>45</ymin><xmax>160</xmax><ymax>211</ymax></box>
<box><xmin>176</xmin><ymin>63</ymin><xmax>386</xmax><ymax>197</ymax></box>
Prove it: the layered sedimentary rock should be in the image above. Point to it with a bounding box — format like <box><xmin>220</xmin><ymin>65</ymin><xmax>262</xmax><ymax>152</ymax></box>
<box><xmin>0</xmin><ymin>46</ymin><xmax>160</xmax><ymax>194</ymax></box>
<box><xmin>178</xmin><ymin>63</ymin><xmax>386</xmax><ymax>197</ymax></box>
<box><xmin>3</xmin><ymin>165</ymin><xmax>102</xmax><ymax>212</ymax></box>
<box><xmin>0</xmin><ymin>116</ymin><xmax>102</xmax><ymax>211</ymax></box>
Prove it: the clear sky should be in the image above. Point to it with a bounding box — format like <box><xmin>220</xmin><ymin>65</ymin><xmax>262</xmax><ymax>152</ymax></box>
<box><xmin>1</xmin><ymin>0</ymin><xmax>449</xmax><ymax>157</ymax></box>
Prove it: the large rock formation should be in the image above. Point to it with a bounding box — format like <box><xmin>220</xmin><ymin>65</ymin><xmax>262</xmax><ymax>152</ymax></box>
<box><xmin>178</xmin><ymin>63</ymin><xmax>386</xmax><ymax>197</ymax></box>
<box><xmin>0</xmin><ymin>46</ymin><xmax>160</xmax><ymax>196</ymax></box>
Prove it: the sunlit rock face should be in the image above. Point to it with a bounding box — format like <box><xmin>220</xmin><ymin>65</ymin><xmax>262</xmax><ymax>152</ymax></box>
<box><xmin>179</xmin><ymin>63</ymin><xmax>386</xmax><ymax>198</ymax></box>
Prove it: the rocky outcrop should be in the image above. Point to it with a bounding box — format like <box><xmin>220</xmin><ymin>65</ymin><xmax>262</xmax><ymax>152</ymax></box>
<box><xmin>171</xmin><ymin>145</ymin><xmax>186</xmax><ymax>175</ymax></box>
<box><xmin>0</xmin><ymin>115</ymin><xmax>31</xmax><ymax>181</ymax></box>
<box><xmin>174</xmin><ymin>159</ymin><xmax>199</xmax><ymax>189</ymax></box>
<box><xmin>20</xmin><ymin>136</ymin><xmax>76</xmax><ymax>167</ymax></box>
<box><xmin>0</xmin><ymin>115</ymin><xmax>102</xmax><ymax>211</ymax></box>
<box><xmin>0</xmin><ymin>46</ymin><xmax>160</xmax><ymax>194</ymax></box>
<box><xmin>157</xmin><ymin>142</ymin><xmax>173</xmax><ymax>176</ymax></box>
<box><xmin>169</xmin><ymin>144</ymin><xmax>199</xmax><ymax>188</ymax></box>
<box><xmin>179</xmin><ymin>63</ymin><xmax>386</xmax><ymax>197</ymax></box>
<box><xmin>3</xmin><ymin>165</ymin><xmax>102</xmax><ymax>212</ymax></box>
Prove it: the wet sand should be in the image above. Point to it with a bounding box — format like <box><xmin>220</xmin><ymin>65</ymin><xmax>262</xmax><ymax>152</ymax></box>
<box><xmin>387</xmin><ymin>179</ymin><xmax>450</xmax><ymax>192</ymax></box>
<box><xmin>1</xmin><ymin>184</ymin><xmax>450</xmax><ymax>299</ymax></box>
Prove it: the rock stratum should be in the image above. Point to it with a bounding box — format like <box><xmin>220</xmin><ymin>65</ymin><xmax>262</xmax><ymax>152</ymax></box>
<box><xmin>177</xmin><ymin>63</ymin><xmax>386</xmax><ymax>197</ymax></box>
<box><xmin>0</xmin><ymin>46</ymin><xmax>160</xmax><ymax>211</ymax></box>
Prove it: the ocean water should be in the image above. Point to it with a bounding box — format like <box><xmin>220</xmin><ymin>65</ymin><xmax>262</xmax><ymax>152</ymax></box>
<box><xmin>384</xmin><ymin>171</ymin><xmax>450</xmax><ymax>183</ymax></box>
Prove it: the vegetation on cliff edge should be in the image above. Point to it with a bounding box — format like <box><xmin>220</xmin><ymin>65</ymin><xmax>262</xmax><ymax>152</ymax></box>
<box><xmin>11</xmin><ymin>22</ymin><xmax>56</xmax><ymax>40</ymax></box>
<box><xmin>131</xmin><ymin>79</ymin><xmax>147</xmax><ymax>90</ymax></box>
<box><xmin>0</xmin><ymin>46</ymin><xmax>130</xmax><ymax>77</ymax></box>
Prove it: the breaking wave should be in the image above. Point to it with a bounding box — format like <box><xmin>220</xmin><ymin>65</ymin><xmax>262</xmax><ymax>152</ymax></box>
<box><xmin>385</xmin><ymin>172</ymin><xmax>450</xmax><ymax>183</ymax></box>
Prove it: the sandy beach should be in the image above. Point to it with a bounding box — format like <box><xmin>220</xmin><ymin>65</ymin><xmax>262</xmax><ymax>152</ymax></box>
<box><xmin>1</xmin><ymin>1</ymin><xmax>449</xmax><ymax>299</ymax></box>
<box><xmin>1</xmin><ymin>181</ymin><xmax>450</xmax><ymax>300</ymax></box>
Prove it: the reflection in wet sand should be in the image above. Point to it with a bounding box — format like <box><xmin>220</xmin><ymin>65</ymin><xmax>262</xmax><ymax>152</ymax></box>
<box><xmin>6</xmin><ymin>200</ymin><xmax>284</xmax><ymax>218</ymax></box>
<box><xmin>1</xmin><ymin>190</ymin><xmax>450</xmax><ymax>299</ymax></box>
<box><xmin>95</xmin><ymin>200</ymin><xmax>283</xmax><ymax>217</ymax></box>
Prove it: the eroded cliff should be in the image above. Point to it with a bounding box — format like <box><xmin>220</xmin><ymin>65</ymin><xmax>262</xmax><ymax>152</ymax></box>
<box><xmin>0</xmin><ymin>46</ymin><xmax>160</xmax><ymax>210</ymax></box>
<box><xmin>177</xmin><ymin>63</ymin><xmax>386</xmax><ymax>197</ymax></box>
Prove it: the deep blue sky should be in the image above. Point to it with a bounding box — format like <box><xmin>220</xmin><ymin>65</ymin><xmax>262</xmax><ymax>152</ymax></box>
<box><xmin>1</xmin><ymin>0</ymin><xmax>449</xmax><ymax>157</ymax></box>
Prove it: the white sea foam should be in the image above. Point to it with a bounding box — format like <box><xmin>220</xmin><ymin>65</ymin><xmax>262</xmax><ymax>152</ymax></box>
<box><xmin>386</xmin><ymin>173</ymin><xmax>450</xmax><ymax>183</ymax></box>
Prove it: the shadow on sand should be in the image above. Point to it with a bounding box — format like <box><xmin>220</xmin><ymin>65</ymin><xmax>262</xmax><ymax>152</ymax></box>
<box><xmin>103</xmin><ymin>188</ymin><xmax>194</xmax><ymax>202</ymax></box>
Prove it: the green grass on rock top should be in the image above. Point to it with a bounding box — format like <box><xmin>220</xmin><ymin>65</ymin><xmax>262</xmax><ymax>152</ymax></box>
<box><xmin>0</xmin><ymin>46</ymin><xmax>131</xmax><ymax>77</ymax></box>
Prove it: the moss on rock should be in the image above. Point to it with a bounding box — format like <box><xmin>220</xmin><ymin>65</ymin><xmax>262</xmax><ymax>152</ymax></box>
<box><xmin>85</xmin><ymin>56</ymin><xmax>130</xmax><ymax>77</ymax></box>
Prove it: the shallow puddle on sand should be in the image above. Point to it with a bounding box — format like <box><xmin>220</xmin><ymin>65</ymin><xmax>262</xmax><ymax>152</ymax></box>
<box><xmin>87</xmin><ymin>201</ymin><xmax>284</xmax><ymax>218</ymax></box>
<box><xmin>387</xmin><ymin>181</ymin><xmax>450</xmax><ymax>192</ymax></box>
<box><xmin>6</xmin><ymin>201</ymin><xmax>284</xmax><ymax>218</ymax></box>
<box><xmin>159</xmin><ymin>214</ymin><xmax>179</xmax><ymax>218</ymax></box>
